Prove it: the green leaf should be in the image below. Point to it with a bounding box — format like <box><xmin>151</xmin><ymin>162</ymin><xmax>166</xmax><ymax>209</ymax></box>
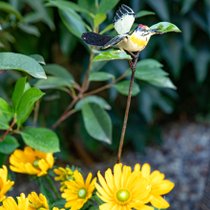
<box><xmin>44</xmin><ymin>64</ymin><xmax>73</xmax><ymax>82</ymax></box>
<box><xmin>94</xmin><ymin>13</ymin><xmax>106</xmax><ymax>28</ymax></box>
<box><xmin>12</xmin><ymin>77</ymin><xmax>27</xmax><ymax>110</ymax></box>
<box><xmin>75</xmin><ymin>96</ymin><xmax>111</xmax><ymax>111</ymax></box>
<box><xmin>0</xmin><ymin>135</ymin><xmax>19</xmax><ymax>154</ymax></box>
<box><xmin>81</xmin><ymin>103</ymin><xmax>112</xmax><ymax>144</ymax></box>
<box><xmin>18</xmin><ymin>23</ymin><xmax>40</xmax><ymax>37</ymax></box>
<box><xmin>46</xmin><ymin>0</ymin><xmax>93</xmax><ymax>17</ymax></box>
<box><xmin>136</xmin><ymin>10</ymin><xmax>155</xmax><ymax>18</ymax></box>
<box><xmin>0</xmin><ymin>2</ymin><xmax>22</xmax><ymax>19</ymax></box>
<box><xmin>16</xmin><ymin>88</ymin><xmax>45</xmax><ymax>125</ymax></box>
<box><xmin>98</xmin><ymin>0</ymin><xmax>120</xmax><ymax>14</ymax></box>
<box><xmin>59</xmin><ymin>8</ymin><xmax>86</xmax><ymax>38</ymax></box>
<box><xmin>89</xmin><ymin>72</ymin><xmax>114</xmax><ymax>81</ymax></box>
<box><xmin>21</xmin><ymin>127</ymin><xmax>60</xmax><ymax>153</ymax></box>
<box><xmin>150</xmin><ymin>22</ymin><xmax>181</xmax><ymax>33</ymax></box>
<box><xmin>0</xmin><ymin>98</ymin><xmax>13</xmax><ymax>129</ymax></box>
<box><xmin>93</xmin><ymin>50</ymin><xmax>131</xmax><ymax>62</ymax></box>
<box><xmin>136</xmin><ymin>59</ymin><xmax>163</xmax><ymax>68</ymax></box>
<box><xmin>100</xmin><ymin>24</ymin><xmax>114</xmax><ymax>34</ymax></box>
<box><xmin>35</xmin><ymin>76</ymin><xmax>74</xmax><ymax>90</ymax></box>
<box><xmin>147</xmin><ymin>0</ymin><xmax>169</xmax><ymax>20</ymax></box>
<box><xmin>114</xmin><ymin>81</ymin><xmax>140</xmax><ymax>96</ymax></box>
<box><xmin>134</xmin><ymin>60</ymin><xmax>176</xmax><ymax>89</ymax></box>
<box><xmin>25</xmin><ymin>0</ymin><xmax>55</xmax><ymax>30</ymax></box>
<box><xmin>30</xmin><ymin>54</ymin><xmax>46</xmax><ymax>65</ymax></box>
<box><xmin>194</xmin><ymin>49</ymin><xmax>210</xmax><ymax>83</ymax></box>
<box><xmin>0</xmin><ymin>52</ymin><xmax>46</xmax><ymax>79</ymax></box>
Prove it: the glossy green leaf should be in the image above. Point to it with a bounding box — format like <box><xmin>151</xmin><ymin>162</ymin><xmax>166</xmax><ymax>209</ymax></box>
<box><xmin>12</xmin><ymin>77</ymin><xmax>27</xmax><ymax>110</ymax></box>
<box><xmin>150</xmin><ymin>22</ymin><xmax>181</xmax><ymax>33</ymax></box>
<box><xmin>93</xmin><ymin>50</ymin><xmax>131</xmax><ymax>62</ymax></box>
<box><xmin>30</xmin><ymin>54</ymin><xmax>45</xmax><ymax>65</ymax></box>
<box><xmin>194</xmin><ymin>49</ymin><xmax>210</xmax><ymax>83</ymax></box>
<box><xmin>136</xmin><ymin>10</ymin><xmax>155</xmax><ymax>18</ymax></box>
<box><xmin>0</xmin><ymin>2</ymin><xmax>22</xmax><ymax>19</ymax></box>
<box><xmin>46</xmin><ymin>0</ymin><xmax>93</xmax><ymax>17</ymax></box>
<box><xmin>75</xmin><ymin>96</ymin><xmax>111</xmax><ymax>110</ymax></box>
<box><xmin>135</xmin><ymin>60</ymin><xmax>176</xmax><ymax>89</ymax></box>
<box><xmin>100</xmin><ymin>24</ymin><xmax>114</xmax><ymax>34</ymax></box>
<box><xmin>18</xmin><ymin>23</ymin><xmax>40</xmax><ymax>37</ymax></box>
<box><xmin>25</xmin><ymin>0</ymin><xmax>54</xmax><ymax>30</ymax></box>
<box><xmin>81</xmin><ymin>103</ymin><xmax>112</xmax><ymax>144</ymax></box>
<box><xmin>0</xmin><ymin>135</ymin><xmax>19</xmax><ymax>154</ymax></box>
<box><xmin>98</xmin><ymin>0</ymin><xmax>120</xmax><ymax>13</ymax></box>
<box><xmin>94</xmin><ymin>13</ymin><xmax>106</xmax><ymax>28</ymax></box>
<box><xmin>44</xmin><ymin>64</ymin><xmax>73</xmax><ymax>82</ymax></box>
<box><xmin>0</xmin><ymin>52</ymin><xmax>46</xmax><ymax>79</ymax></box>
<box><xmin>137</xmin><ymin>59</ymin><xmax>163</xmax><ymax>68</ymax></box>
<box><xmin>147</xmin><ymin>0</ymin><xmax>169</xmax><ymax>20</ymax></box>
<box><xmin>114</xmin><ymin>81</ymin><xmax>140</xmax><ymax>96</ymax></box>
<box><xmin>0</xmin><ymin>98</ymin><xmax>13</xmax><ymax>129</ymax></box>
<box><xmin>89</xmin><ymin>72</ymin><xmax>114</xmax><ymax>81</ymax></box>
<box><xmin>59</xmin><ymin>9</ymin><xmax>86</xmax><ymax>38</ymax></box>
<box><xmin>21</xmin><ymin>127</ymin><xmax>60</xmax><ymax>153</ymax></box>
<box><xmin>35</xmin><ymin>76</ymin><xmax>74</xmax><ymax>90</ymax></box>
<box><xmin>16</xmin><ymin>88</ymin><xmax>45</xmax><ymax>125</ymax></box>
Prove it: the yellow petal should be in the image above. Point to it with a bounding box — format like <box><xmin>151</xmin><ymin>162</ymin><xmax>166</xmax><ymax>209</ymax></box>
<box><xmin>150</xmin><ymin>195</ymin><xmax>170</xmax><ymax>208</ymax></box>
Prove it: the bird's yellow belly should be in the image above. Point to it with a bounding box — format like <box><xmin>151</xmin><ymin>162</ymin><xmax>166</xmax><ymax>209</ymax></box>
<box><xmin>117</xmin><ymin>35</ymin><xmax>149</xmax><ymax>52</ymax></box>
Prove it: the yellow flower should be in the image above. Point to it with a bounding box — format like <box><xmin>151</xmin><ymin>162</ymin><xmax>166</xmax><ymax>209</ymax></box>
<box><xmin>54</xmin><ymin>166</ymin><xmax>74</xmax><ymax>191</ymax></box>
<box><xmin>28</xmin><ymin>192</ymin><xmax>49</xmax><ymax>210</ymax></box>
<box><xmin>9</xmin><ymin>146</ymin><xmax>54</xmax><ymax>177</ymax></box>
<box><xmin>135</xmin><ymin>163</ymin><xmax>175</xmax><ymax>209</ymax></box>
<box><xmin>96</xmin><ymin>163</ymin><xmax>153</xmax><ymax>210</ymax></box>
<box><xmin>0</xmin><ymin>193</ymin><xmax>29</xmax><ymax>210</ymax></box>
<box><xmin>0</xmin><ymin>165</ymin><xmax>14</xmax><ymax>202</ymax></box>
<box><xmin>52</xmin><ymin>208</ymin><xmax>65</xmax><ymax>210</ymax></box>
<box><xmin>54</xmin><ymin>167</ymin><xmax>74</xmax><ymax>182</ymax></box>
<box><xmin>62</xmin><ymin>170</ymin><xmax>96</xmax><ymax>210</ymax></box>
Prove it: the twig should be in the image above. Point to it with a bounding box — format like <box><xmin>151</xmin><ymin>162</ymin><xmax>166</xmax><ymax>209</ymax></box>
<box><xmin>84</xmin><ymin>70</ymin><xmax>128</xmax><ymax>97</ymax></box>
<box><xmin>33</xmin><ymin>101</ymin><xmax>40</xmax><ymax>126</ymax></box>
<box><xmin>117</xmin><ymin>52</ymin><xmax>140</xmax><ymax>163</ymax></box>
<box><xmin>0</xmin><ymin>118</ymin><xmax>16</xmax><ymax>142</ymax></box>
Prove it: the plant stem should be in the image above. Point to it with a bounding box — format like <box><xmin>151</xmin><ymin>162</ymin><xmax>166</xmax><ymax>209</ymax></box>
<box><xmin>84</xmin><ymin>71</ymin><xmax>128</xmax><ymax>97</ymax></box>
<box><xmin>117</xmin><ymin>52</ymin><xmax>140</xmax><ymax>163</ymax></box>
<box><xmin>0</xmin><ymin>118</ymin><xmax>16</xmax><ymax>142</ymax></box>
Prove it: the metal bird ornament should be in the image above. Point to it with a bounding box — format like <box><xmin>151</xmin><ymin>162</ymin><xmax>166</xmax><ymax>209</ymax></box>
<box><xmin>82</xmin><ymin>4</ymin><xmax>161</xmax><ymax>62</ymax></box>
<box><xmin>82</xmin><ymin>4</ymin><xmax>181</xmax><ymax>69</ymax></box>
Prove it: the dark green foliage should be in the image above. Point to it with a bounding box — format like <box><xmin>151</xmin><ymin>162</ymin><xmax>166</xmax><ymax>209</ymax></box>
<box><xmin>0</xmin><ymin>0</ymin><xmax>209</xmax><ymax>159</ymax></box>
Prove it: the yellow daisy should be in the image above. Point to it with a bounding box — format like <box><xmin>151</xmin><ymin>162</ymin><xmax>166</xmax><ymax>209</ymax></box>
<box><xmin>62</xmin><ymin>170</ymin><xmax>96</xmax><ymax>210</ymax></box>
<box><xmin>54</xmin><ymin>166</ymin><xmax>74</xmax><ymax>182</ymax></box>
<box><xmin>96</xmin><ymin>163</ymin><xmax>153</xmax><ymax>210</ymax></box>
<box><xmin>28</xmin><ymin>192</ymin><xmax>49</xmax><ymax>210</ymax></box>
<box><xmin>134</xmin><ymin>163</ymin><xmax>175</xmax><ymax>209</ymax></box>
<box><xmin>0</xmin><ymin>165</ymin><xmax>14</xmax><ymax>202</ymax></box>
<box><xmin>54</xmin><ymin>166</ymin><xmax>74</xmax><ymax>192</ymax></box>
<box><xmin>9</xmin><ymin>146</ymin><xmax>54</xmax><ymax>177</ymax></box>
<box><xmin>0</xmin><ymin>193</ymin><xmax>29</xmax><ymax>210</ymax></box>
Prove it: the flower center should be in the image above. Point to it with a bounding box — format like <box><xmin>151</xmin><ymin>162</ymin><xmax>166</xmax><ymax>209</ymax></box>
<box><xmin>116</xmin><ymin>189</ymin><xmax>130</xmax><ymax>202</ymax></box>
<box><xmin>78</xmin><ymin>188</ymin><xmax>87</xmax><ymax>199</ymax></box>
<box><xmin>33</xmin><ymin>159</ymin><xmax>40</xmax><ymax>167</ymax></box>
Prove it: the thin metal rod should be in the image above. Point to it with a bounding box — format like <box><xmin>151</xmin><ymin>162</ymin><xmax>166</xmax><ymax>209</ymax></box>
<box><xmin>117</xmin><ymin>52</ymin><xmax>140</xmax><ymax>163</ymax></box>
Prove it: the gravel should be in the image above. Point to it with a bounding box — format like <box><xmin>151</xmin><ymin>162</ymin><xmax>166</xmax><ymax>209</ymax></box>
<box><xmin>90</xmin><ymin>122</ymin><xmax>210</xmax><ymax>210</ymax></box>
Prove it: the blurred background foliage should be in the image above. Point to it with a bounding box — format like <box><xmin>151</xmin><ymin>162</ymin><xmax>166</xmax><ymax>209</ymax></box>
<box><xmin>0</xmin><ymin>0</ymin><xmax>210</xmax><ymax>163</ymax></box>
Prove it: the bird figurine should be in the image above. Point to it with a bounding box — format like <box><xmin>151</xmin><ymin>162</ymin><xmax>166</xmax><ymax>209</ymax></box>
<box><xmin>82</xmin><ymin>4</ymin><xmax>161</xmax><ymax>61</ymax></box>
